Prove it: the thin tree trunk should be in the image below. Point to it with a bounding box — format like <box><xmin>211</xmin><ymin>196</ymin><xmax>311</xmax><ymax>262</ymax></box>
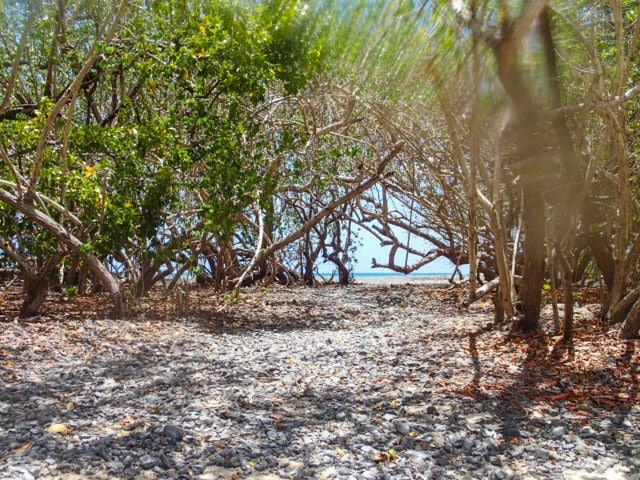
<box><xmin>253</xmin><ymin>142</ymin><xmax>403</xmax><ymax>271</ymax></box>
<box><xmin>545</xmin><ymin>223</ymin><xmax>560</xmax><ymax>334</ymax></box>
<box><xmin>557</xmin><ymin>249</ymin><xmax>575</xmax><ymax>342</ymax></box>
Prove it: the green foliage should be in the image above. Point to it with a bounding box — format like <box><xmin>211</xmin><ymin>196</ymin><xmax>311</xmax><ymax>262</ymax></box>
<box><xmin>0</xmin><ymin>0</ymin><xmax>328</xmax><ymax>293</ymax></box>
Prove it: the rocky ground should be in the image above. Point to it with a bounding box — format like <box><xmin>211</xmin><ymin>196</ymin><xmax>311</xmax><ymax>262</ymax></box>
<box><xmin>0</xmin><ymin>278</ymin><xmax>639</xmax><ymax>479</ymax></box>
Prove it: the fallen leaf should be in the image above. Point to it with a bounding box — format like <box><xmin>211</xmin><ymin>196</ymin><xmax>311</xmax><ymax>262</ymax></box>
<box><xmin>120</xmin><ymin>416</ymin><xmax>135</xmax><ymax>425</ymax></box>
<box><xmin>9</xmin><ymin>443</ymin><xmax>30</xmax><ymax>454</ymax></box>
<box><xmin>336</xmin><ymin>448</ymin><xmax>345</xmax><ymax>456</ymax></box>
<box><xmin>373</xmin><ymin>452</ymin><xmax>389</xmax><ymax>463</ymax></box>
<box><xmin>44</xmin><ymin>423</ymin><xmax>69</xmax><ymax>434</ymax></box>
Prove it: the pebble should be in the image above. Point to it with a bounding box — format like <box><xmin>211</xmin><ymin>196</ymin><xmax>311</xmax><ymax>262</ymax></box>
<box><xmin>163</xmin><ymin>424</ymin><xmax>184</xmax><ymax>442</ymax></box>
<box><xmin>138</xmin><ymin>455</ymin><xmax>160</xmax><ymax>470</ymax></box>
<box><xmin>0</xmin><ymin>284</ymin><xmax>637</xmax><ymax>480</ymax></box>
<box><xmin>393</xmin><ymin>420</ymin><xmax>410</xmax><ymax>434</ymax></box>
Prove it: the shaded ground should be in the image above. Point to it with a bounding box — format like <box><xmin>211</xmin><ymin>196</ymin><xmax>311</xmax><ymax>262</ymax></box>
<box><xmin>0</xmin><ymin>277</ymin><xmax>638</xmax><ymax>479</ymax></box>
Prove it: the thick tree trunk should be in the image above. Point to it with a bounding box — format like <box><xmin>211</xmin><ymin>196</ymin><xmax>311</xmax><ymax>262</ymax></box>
<box><xmin>491</xmin><ymin>5</ymin><xmax>550</xmax><ymax>334</ymax></box>
<box><xmin>619</xmin><ymin>297</ymin><xmax>640</xmax><ymax>339</ymax></box>
<box><xmin>4</xmin><ymin>250</ymin><xmax>65</xmax><ymax>317</ymax></box>
<box><xmin>328</xmin><ymin>251</ymin><xmax>351</xmax><ymax>286</ymax></box>
<box><xmin>20</xmin><ymin>273</ymin><xmax>50</xmax><ymax>317</ymax></box>
<box><xmin>0</xmin><ymin>188</ymin><xmax>126</xmax><ymax>318</ymax></box>
<box><xmin>516</xmin><ymin>188</ymin><xmax>546</xmax><ymax>332</ymax></box>
<box><xmin>583</xmin><ymin>230</ymin><xmax>615</xmax><ymax>291</ymax></box>
<box><xmin>610</xmin><ymin>285</ymin><xmax>640</xmax><ymax>325</ymax></box>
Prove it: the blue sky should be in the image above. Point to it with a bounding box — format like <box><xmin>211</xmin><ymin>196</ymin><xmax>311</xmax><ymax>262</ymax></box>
<box><xmin>347</xmin><ymin>227</ymin><xmax>460</xmax><ymax>275</ymax></box>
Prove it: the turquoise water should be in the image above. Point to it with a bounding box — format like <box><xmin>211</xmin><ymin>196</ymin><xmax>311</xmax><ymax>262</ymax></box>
<box><xmin>319</xmin><ymin>272</ymin><xmax>450</xmax><ymax>277</ymax></box>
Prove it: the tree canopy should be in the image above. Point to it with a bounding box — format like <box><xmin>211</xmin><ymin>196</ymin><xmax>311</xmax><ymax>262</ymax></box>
<box><xmin>1</xmin><ymin>0</ymin><xmax>640</xmax><ymax>338</ymax></box>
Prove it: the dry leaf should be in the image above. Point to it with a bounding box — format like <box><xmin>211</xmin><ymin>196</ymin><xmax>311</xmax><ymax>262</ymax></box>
<box><xmin>9</xmin><ymin>443</ymin><xmax>30</xmax><ymax>454</ymax></box>
<box><xmin>45</xmin><ymin>423</ymin><xmax>69</xmax><ymax>434</ymax></box>
<box><xmin>373</xmin><ymin>452</ymin><xmax>388</xmax><ymax>463</ymax></box>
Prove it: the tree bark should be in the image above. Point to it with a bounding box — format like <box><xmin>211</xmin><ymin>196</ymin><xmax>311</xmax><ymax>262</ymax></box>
<box><xmin>516</xmin><ymin>186</ymin><xmax>546</xmax><ymax>332</ymax></box>
<box><xmin>0</xmin><ymin>188</ymin><xmax>126</xmax><ymax>317</ymax></box>
<box><xmin>490</xmin><ymin>2</ymin><xmax>554</xmax><ymax>333</ymax></box>
<box><xmin>1</xmin><ymin>243</ymin><xmax>64</xmax><ymax>317</ymax></box>
<box><xmin>21</xmin><ymin>272</ymin><xmax>51</xmax><ymax>317</ymax></box>
<box><xmin>327</xmin><ymin>251</ymin><xmax>351</xmax><ymax>286</ymax></box>
<box><xmin>619</xmin><ymin>297</ymin><xmax>640</xmax><ymax>339</ymax></box>
<box><xmin>252</xmin><ymin>142</ymin><xmax>403</xmax><ymax>272</ymax></box>
<box><xmin>556</xmin><ymin>249</ymin><xmax>575</xmax><ymax>342</ymax></box>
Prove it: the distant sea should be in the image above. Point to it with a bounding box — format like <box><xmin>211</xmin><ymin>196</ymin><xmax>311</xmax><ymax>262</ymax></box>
<box><xmin>320</xmin><ymin>272</ymin><xmax>451</xmax><ymax>278</ymax></box>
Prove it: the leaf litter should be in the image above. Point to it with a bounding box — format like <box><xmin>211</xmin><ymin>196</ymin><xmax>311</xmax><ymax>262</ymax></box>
<box><xmin>0</xmin><ymin>279</ymin><xmax>638</xmax><ymax>479</ymax></box>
